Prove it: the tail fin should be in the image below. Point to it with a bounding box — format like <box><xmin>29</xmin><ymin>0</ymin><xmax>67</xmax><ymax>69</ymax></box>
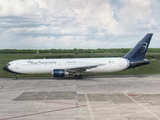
<box><xmin>124</xmin><ymin>33</ymin><xmax>153</xmax><ymax>60</ymax></box>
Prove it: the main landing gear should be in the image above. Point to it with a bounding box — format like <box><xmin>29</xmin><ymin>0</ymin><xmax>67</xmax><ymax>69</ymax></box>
<box><xmin>75</xmin><ymin>75</ymin><xmax>82</xmax><ymax>79</ymax></box>
<box><xmin>74</xmin><ymin>71</ymin><xmax>83</xmax><ymax>79</ymax></box>
<box><xmin>13</xmin><ymin>74</ymin><xmax>17</xmax><ymax>80</ymax></box>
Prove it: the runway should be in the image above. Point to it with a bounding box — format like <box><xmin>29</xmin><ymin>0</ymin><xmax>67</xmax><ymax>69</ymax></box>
<box><xmin>0</xmin><ymin>75</ymin><xmax>160</xmax><ymax>120</ymax></box>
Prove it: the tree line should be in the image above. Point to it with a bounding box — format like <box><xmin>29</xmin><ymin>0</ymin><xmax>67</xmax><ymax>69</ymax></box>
<box><xmin>0</xmin><ymin>48</ymin><xmax>160</xmax><ymax>54</ymax></box>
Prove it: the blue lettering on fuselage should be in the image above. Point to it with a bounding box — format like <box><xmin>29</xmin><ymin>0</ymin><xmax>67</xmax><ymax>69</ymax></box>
<box><xmin>27</xmin><ymin>60</ymin><xmax>57</xmax><ymax>65</ymax></box>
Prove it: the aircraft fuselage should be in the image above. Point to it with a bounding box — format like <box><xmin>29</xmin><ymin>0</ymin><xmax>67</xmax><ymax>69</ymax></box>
<box><xmin>5</xmin><ymin>57</ymin><xmax>129</xmax><ymax>74</ymax></box>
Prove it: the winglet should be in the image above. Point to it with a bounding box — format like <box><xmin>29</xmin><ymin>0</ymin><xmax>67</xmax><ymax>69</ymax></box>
<box><xmin>124</xmin><ymin>33</ymin><xmax>153</xmax><ymax>60</ymax></box>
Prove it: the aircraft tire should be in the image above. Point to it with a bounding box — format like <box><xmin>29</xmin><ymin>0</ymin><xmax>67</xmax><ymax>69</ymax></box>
<box><xmin>75</xmin><ymin>75</ymin><xmax>82</xmax><ymax>79</ymax></box>
<box><xmin>75</xmin><ymin>75</ymin><xmax>78</xmax><ymax>79</ymax></box>
<box><xmin>79</xmin><ymin>75</ymin><xmax>82</xmax><ymax>79</ymax></box>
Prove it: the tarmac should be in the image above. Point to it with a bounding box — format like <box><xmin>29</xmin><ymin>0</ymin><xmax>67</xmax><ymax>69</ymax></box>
<box><xmin>1</xmin><ymin>75</ymin><xmax>160</xmax><ymax>120</ymax></box>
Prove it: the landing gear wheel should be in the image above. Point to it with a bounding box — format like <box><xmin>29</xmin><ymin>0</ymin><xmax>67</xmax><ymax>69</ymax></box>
<box><xmin>13</xmin><ymin>74</ymin><xmax>17</xmax><ymax>80</ymax></box>
<box><xmin>75</xmin><ymin>75</ymin><xmax>82</xmax><ymax>79</ymax></box>
<box><xmin>79</xmin><ymin>75</ymin><xmax>82</xmax><ymax>79</ymax></box>
<box><xmin>75</xmin><ymin>75</ymin><xmax>78</xmax><ymax>79</ymax></box>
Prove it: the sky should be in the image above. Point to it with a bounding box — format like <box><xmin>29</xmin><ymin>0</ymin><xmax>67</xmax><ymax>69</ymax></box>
<box><xmin>0</xmin><ymin>0</ymin><xmax>160</xmax><ymax>49</ymax></box>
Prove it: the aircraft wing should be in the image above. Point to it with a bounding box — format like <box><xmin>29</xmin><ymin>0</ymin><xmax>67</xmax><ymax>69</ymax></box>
<box><xmin>64</xmin><ymin>64</ymin><xmax>104</xmax><ymax>73</ymax></box>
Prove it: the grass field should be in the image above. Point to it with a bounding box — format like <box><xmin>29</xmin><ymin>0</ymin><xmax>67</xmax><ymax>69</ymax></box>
<box><xmin>0</xmin><ymin>53</ymin><xmax>160</xmax><ymax>78</ymax></box>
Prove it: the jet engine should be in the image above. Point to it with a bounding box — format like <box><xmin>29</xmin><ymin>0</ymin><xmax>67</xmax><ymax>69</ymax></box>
<box><xmin>52</xmin><ymin>69</ymin><xmax>69</xmax><ymax>77</ymax></box>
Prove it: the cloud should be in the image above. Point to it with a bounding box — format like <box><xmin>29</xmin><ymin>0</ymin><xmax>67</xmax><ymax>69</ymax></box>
<box><xmin>117</xmin><ymin>0</ymin><xmax>151</xmax><ymax>30</ymax></box>
<box><xmin>0</xmin><ymin>0</ymin><xmax>159</xmax><ymax>49</ymax></box>
<box><xmin>68</xmin><ymin>0</ymin><xmax>123</xmax><ymax>34</ymax></box>
<box><xmin>0</xmin><ymin>1</ymin><xmax>32</xmax><ymax>16</ymax></box>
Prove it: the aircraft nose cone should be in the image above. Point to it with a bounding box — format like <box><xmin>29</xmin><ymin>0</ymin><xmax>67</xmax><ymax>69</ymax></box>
<box><xmin>3</xmin><ymin>65</ymin><xmax>9</xmax><ymax>72</ymax></box>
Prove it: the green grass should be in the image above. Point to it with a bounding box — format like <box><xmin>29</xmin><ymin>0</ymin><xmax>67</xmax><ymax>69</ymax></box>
<box><xmin>0</xmin><ymin>53</ymin><xmax>160</xmax><ymax>78</ymax></box>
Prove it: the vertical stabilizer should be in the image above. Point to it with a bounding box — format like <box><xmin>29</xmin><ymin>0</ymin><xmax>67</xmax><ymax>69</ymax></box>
<box><xmin>124</xmin><ymin>33</ymin><xmax>153</xmax><ymax>60</ymax></box>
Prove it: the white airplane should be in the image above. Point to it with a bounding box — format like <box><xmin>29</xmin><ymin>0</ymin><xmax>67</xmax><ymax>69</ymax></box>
<box><xmin>3</xmin><ymin>33</ymin><xmax>153</xmax><ymax>79</ymax></box>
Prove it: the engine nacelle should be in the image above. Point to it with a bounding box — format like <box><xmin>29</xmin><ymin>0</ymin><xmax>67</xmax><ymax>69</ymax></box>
<box><xmin>52</xmin><ymin>69</ymin><xmax>69</xmax><ymax>77</ymax></box>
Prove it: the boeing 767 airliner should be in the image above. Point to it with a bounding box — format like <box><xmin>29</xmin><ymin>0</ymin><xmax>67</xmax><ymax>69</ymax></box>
<box><xmin>3</xmin><ymin>33</ymin><xmax>153</xmax><ymax>79</ymax></box>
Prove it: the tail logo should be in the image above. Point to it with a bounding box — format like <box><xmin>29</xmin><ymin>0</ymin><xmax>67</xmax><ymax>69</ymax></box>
<box><xmin>138</xmin><ymin>42</ymin><xmax>148</xmax><ymax>53</ymax></box>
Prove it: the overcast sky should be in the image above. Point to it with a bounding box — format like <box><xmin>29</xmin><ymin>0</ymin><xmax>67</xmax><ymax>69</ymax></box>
<box><xmin>0</xmin><ymin>0</ymin><xmax>160</xmax><ymax>49</ymax></box>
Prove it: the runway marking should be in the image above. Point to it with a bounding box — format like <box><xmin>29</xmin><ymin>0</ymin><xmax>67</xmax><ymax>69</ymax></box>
<box><xmin>104</xmin><ymin>95</ymin><xmax>128</xmax><ymax>120</ymax></box>
<box><xmin>93</xmin><ymin>80</ymin><xmax>128</xmax><ymax>120</ymax></box>
<box><xmin>0</xmin><ymin>85</ymin><xmax>4</xmax><ymax>90</ymax></box>
<box><xmin>84</xmin><ymin>94</ymin><xmax>95</xmax><ymax>120</ymax></box>
<box><xmin>0</xmin><ymin>104</ymin><xmax>87</xmax><ymax>120</ymax></box>
<box><xmin>124</xmin><ymin>92</ymin><xmax>160</xmax><ymax>120</ymax></box>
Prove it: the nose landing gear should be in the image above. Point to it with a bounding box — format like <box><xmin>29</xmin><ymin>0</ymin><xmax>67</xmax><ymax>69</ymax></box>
<box><xmin>13</xmin><ymin>74</ymin><xmax>17</xmax><ymax>80</ymax></box>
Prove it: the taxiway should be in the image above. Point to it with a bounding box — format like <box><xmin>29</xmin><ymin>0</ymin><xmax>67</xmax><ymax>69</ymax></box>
<box><xmin>0</xmin><ymin>75</ymin><xmax>160</xmax><ymax>120</ymax></box>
